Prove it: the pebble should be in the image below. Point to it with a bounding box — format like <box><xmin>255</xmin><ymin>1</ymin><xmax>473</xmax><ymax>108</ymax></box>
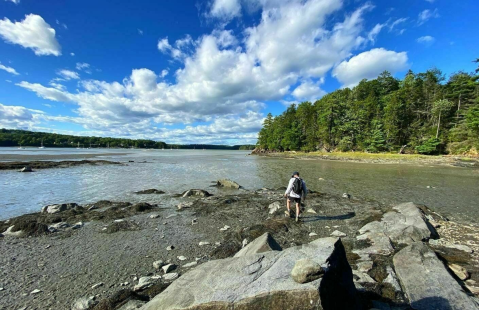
<box><xmin>162</xmin><ymin>264</ymin><xmax>176</xmax><ymax>274</ymax></box>
<box><xmin>91</xmin><ymin>282</ymin><xmax>103</xmax><ymax>289</ymax></box>
<box><xmin>30</xmin><ymin>289</ymin><xmax>42</xmax><ymax>295</ymax></box>
<box><xmin>114</xmin><ymin>219</ymin><xmax>125</xmax><ymax>223</ymax></box>
<box><xmin>153</xmin><ymin>260</ymin><xmax>165</xmax><ymax>269</ymax></box>
<box><xmin>215</xmin><ymin>242</ymin><xmax>221</xmax><ymax>246</ymax></box>
<box><xmin>242</xmin><ymin>239</ymin><xmax>248</xmax><ymax>248</ymax></box>
<box><xmin>219</xmin><ymin>225</ymin><xmax>231</xmax><ymax>231</ymax></box>
<box><xmin>183</xmin><ymin>262</ymin><xmax>198</xmax><ymax>268</ymax></box>
<box><xmin>133</xmin><ymin>277</ymin><xmax>153</xmax><ymax>291</ymax></box>
<box><xmin>199</xmin><ymin>241</ymin><xmax>210</xmax><ymax>246</ymax></box>
<box><xmin>72</xmin><ymin>222</ymin><xmax>84</xmax><ymax>229</ymax></box>
<box><xmin>150</xmin><ymin>214</ymin><xmax>160</xmax><ymax>219</ymax></box>
<box><xmin>306</xmin><ymin>208</ymin><xmax>317</xmax><ymax>214</ymax></box>
<box><xmin>342</xmin><ymin>193</ymin><xmax>351</xmax><ymax>199</ymax></box>
<box><xmin>177</xmin><ymin>256</ymin><xmax>187</xmax><ymax>261</ymax></box>
<box><xmin>330</xmin><ymin>230</ymin><xmax>347</xmax><ymax>237</ymax></box>
<box><xmin>120</xmin><ymin>282</ymin><xmax>129</xmax><ymax>286</ymax></box>
<box><xmin>0</xmin><ymin>288</ymin><xmax>4</xmax><ymax>291</ymax></box>
<box><xmin>166</xmin><ymin>245</ymin><xmax>175</xmax><ymax>251</ymax></box>
<box><xmin>45</xmin><ymin>245</ymin><xmax>51</xmax><ymax>249</ymax></box>
<box><xmin>192</xmin><ymin>219</ymin><xmax>198</xmax><ymax>225</ymax></box>
<box><xmin>309</xmin><ymin>232</ymin><xmax>318</xmax><ymax>237</ymax></box>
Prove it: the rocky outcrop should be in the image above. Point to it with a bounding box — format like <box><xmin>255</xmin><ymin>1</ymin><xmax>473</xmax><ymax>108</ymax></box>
<box><xmin>393</xmin><ymin>242</ymin><xmax>477</xmax><ymax>310</ymax></box>
<box><xmin>182</xmin><ymin>189</ymin><xmax>211</xmax><ymax>198</ymax></box>
<box><xmin>140</xmin><ymin>237</ymin><xmax>360</xmax><ymax>310</ymax></box>
<box><xmin>41</xmin><ymin>203</ymin><xmax>81</xmax><ymax>214</ymax></box>
<box><xmin>134</xmin><ymin>189</ymin><xmax>165</xmax><ymax>195</ymax></box>
<box><xmin>19</xmin><ymin>166</ymin><xmax>33</xmax><ymax>172</ymax></box>
<box><xmin>234</xmin><ymin>232</ymin><xmax>282</xmax><ymax>257</ymax></box>
<box><xmin>216</xmin><ymin>179</ymin><xmax>242</xmax><ymax>189</ymax></box>
<box><xmin>354</xmin><ymin>202</ymin><xmax>436</xmax><ymax>261</ymax></box>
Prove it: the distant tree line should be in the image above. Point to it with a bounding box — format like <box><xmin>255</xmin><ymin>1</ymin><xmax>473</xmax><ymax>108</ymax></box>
<box><xmin>257</xmin><ymin>67</ymin><xmax>479</xmax><ymax>155</ymax></box>
<box><xmin>0</xmin><ymin>129</ymin><xmax>255</xmax><ymax>150</ymax></box>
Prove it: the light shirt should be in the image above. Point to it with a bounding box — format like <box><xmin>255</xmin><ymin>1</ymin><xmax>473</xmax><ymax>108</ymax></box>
<box><xmin>285</xmin><ymin>176</ymin><xmax>308</xmax><ymax>198</ymax></box>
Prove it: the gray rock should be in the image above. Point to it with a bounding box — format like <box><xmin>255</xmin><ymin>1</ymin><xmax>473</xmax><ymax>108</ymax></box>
<box><xmin>182</xmin><ymin>189</ymin><xmax>211</xmax><ymax>198</ymax></box>
<box><xmin>291</xmin><ymin>259</ymin><xmax>324</xmax><ymax>283</ymax></box>
<box><xmin>71</xmin><ymin>296</ymin><xmax>96</xmax><ymax>310</ymax></box>
<box><xmin>2</xmin><ymin>225</ymin><xmax>23</xmax><ymax>237</ymax></box>
<box><xmin>198</xmin><ymin>241</ymin><xmax>210</xmax><ymax>246</ymax></box>
<box><xmin>234</xmin><ymin>232</ymin><xmax>282</xmax><ymax>257</ymax></box>
<box><xmin>177</xmin><ymin>202</ymin><xmax>194</xmax><ymax>210</ymax></box>
<box><xmin>72</xmin><ymin>222</ymin><xmax>83</xmax><ymax>229</ymax></box>
<box><xmin>49</xmin><ymin>222</ymin><xmax>70</xmax><ymax>231</ymax></box>
<box><xmin>30</xmin><ymin>289</ymin><xmax>41</xmax><ymax>294</ymax></box>
<box><xmin>383</xmin><ymin>267</ymin><xmax>401</xmax><ymax>292</ymax></box>
<box><xmin>41</xmin><ymin>203</ymin><xmax>80</xmax><ymax>214</ymax></box>
<box><xmin>91</xmin><ymin>282</ymin><xmax>103</xmax><ymax>289</ymax></box>
<box><xmin>183</xmin><ymin>262</ymin><xmax>197</xmax><ymax>268</ymax></box>
<box><xmin>331</xmin><ymin>230</ymin><xmax>347</xmax><ymax>237</ymax></box>
<box><xmin>149</xmin><ymin>214</ymin><xmax>160</xmax><ymax>219</ymax></box>
<box><xmin>429</xmin><ymin>239</ymin><xmax>473</xmax><ymax>254</ymax></box>
<box><xmin>166</xmin><ymin>245</ymin><xmax>174</xmax><ymax>251</ymax></box>
<box><xmin>117</xmin><ymin>300</ymin><xmax>146</xmax><ymax>310</ymax></box>
<box><xmin>135</xmin><ymin>189</ymin><xmax>165</xmax><ymax>195</ymax></box>
<box><xmin>141</xmin><ymin>237</ymin><xmax>360</xmax><ymax>310</ymax></box>
<box><xmin>133</xmin><ymin>277</ymin><xmax>154</xmax><ymax>291</ymax></box>
<box><xmin>393</xmin><ymin>242</ymin><xmax>477</xmax><ymax>310</ymax></box>
<box><xmin>153</xmin><ymin>260</ymin><xmax>165</xmax><ymax>270</ymax></box>
<box><xmin>162</xmin><ymin>264</ymin><xmax>176</xmax><ymax>274</ymax></box>
<box><xmin>268</xmin><ymin>201</ymin><xmax>282</xmax><ymax>215</ymax></box>
<box><xmin>216</xmin><ymin>179</ymin><xmax>242</xmax><ymax>189</ymax></box>
<box><xmin>354</xmin><ymin>202</ymin><xmax>436</xmax><ymax>261</ymax></box>
<box><xmin>163</xmin><ymin>273</ymin><xmax>179</xmax><ymax>281</ymax></box>
<box><xmin>352</xmin><ymin>270</ymin><xmax>376</xmax><ymax>284</ymax></box>
<box><xmin>19</xmin><ymin>166</ymin><xmax>33</xmax><ymax>172</ymax></box>
<box><xmin>177</xmin><ymin>256</ymin><xmax>187</xmax><ymax>261</ymax></box>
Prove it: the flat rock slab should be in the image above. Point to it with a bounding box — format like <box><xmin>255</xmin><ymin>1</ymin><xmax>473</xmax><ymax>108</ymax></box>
<box><xmin>393</xmin><ymin>242</ymin><xmax>477</xmax><ymax>310</ymax></box>
<box><xmin>234</xmin><ymin>232</ymin><xmax>282</xmax><ymax>257</ymax></box>
<box><xmin>141</xmin><ymin>237</ymin><xmax>360</xmax><ymax>310</ymax></box>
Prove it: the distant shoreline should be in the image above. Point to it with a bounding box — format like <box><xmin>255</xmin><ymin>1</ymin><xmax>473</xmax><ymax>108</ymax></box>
<box><xmin>252</xmin><ymin>151</ymin><xmax>479</xmax><ymax>168</ymax></box>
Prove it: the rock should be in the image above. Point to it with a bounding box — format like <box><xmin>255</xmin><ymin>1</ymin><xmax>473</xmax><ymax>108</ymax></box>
<box><xmin>141</xmin><ymin>237</ymin><xmax>360</xmax><ymax>310</ymax></box>
<box><xmin>331</xmin><ymin>230</ymin><xmax>346</xmax><ymax>237</ymax></box>
<box><xmin>448</xmin><ymin>264</ymin><xmax>469</xmax><ymax>281</ymax></box>
<box><xmin>191</xmin><ymin>219</ymin><xmax>198</xmax><ymax>225</ymax></box>
<box><xmin>352</xmin><ymin>270</ymin><xmax>376</xmax><ymax>284</ymax></box>
<box><xmin>163</xmin><ymin>273</ymin><xmax>179</xmax><ymax>281</ymax></box>
<box><xmin>216</xmin><ymin>179</ymin><xmax>241</xmax><ymax>189</ymax></box>
<box><xmin>72</xmin><ymin>222</ymin><xmax>83</xmax><ymax>229</ymax></box>
<box><xmin>91</xmin><ymin>282</ymin><xmax>103</xmax><ymax>289</ymax></box>
<box><xmin>183</xmin><ymin>262</ymin><xmax>197</xmax><ymax>268</ymax></box>
<box><xmin>48</xmin><ymin>222</ymin><xmax>70</xmax><ymax>232</ymax></box>
<box><xmin>383</xmin><ymin>267</ymin><xmax>401</xmax><ymax>292</ymax></box>
<box><xmin>153</xmin><ymin>260</ymin><xmax>165</xmax><ymax>270</ymax></box>
<box><xmin>134</xmin><ymin>189</ymin><xmax>165</xmax><ymax>195</ymax></box>
<box><xmin>198</xmin><ymin>241</ymin><xmax>210</xmax><ymax>246</ymax></box>
<box><xmin>182</xmin><ymin>189</ymin><xmax>211</xmax><ymax>198</ymax></box>
<box><xmin>393</xmin><ymin>242</ymin><xmax>477</xmax><ymax>310</ymax></box>
<box><xmin>429</xmin><ymin>239</ymin><xmax>473</xmax><ymax>254</ymax></box>
<box><xmin>342</xmin><ymin>193</ymin><xmax>351</xmax><ymax>199</ymax></box>
<box><xmin>465</xmin><ymin>280</ymin><xmax>479</xmax><ymax>295</ymax></box>
<box><xmin>41</xmin><ymin>203</ymin><xmax>80</xmax><ymax>214</ymax></box>
<box><xmin>177</xmin><ymin>256</ymin><xmax>187</xmax><ymax>261</ymax></box>
<box><xmin>19</xmin><ymin>166</ymin><xmax>33</xmax><ymax>172</ymax></box>
<box><xmin>354</xmin><ymin>202</ymin><xmax>436</xmax><ymax>261</ymax></box>
<box><xmin>162</xmin><ymin>264</ymin><xmax>176</xmax><ymax>273</ymax></box>
<box><xmin>268</xmin><ymin>201</ymin><xmax>282</xmax><ymax>215</ymax></box>
<box><xmin>149</xmin><ymin>214</ymin><xmax>160</xmax><ymax>219</ymax></box>
<box><xmin>219</xmin><ymin>225</ymin><xmax>230</xmax><ymax>231</ymax></box>
<box><xmin>71</xmin><ymin>296</ymin><xmax>96</xmax><ymax>310</ymax></box>
<box><xmin>166</xmin><ymin>245</ymin><xmax>174</xmax><ymax>251</ymax></box>
<box><xmin>177</xmin><ymin>202</ymin><xmax>194</xmax><ymax>210</ymax></box>
<box><xmin>133</xmin><ymin>277</ymin><xmax>154</xmax><ymax>291</ymax></box>
<box><xmin>117</xmin><ymin>299</ymin><xmax>146</xmax><ymax>310</ymax></box>
<box><xmin>291</xmin><ymin>259</ymin><xmax>324</xmax><ymax>284</ymax></box>
<box><xmin>306</xmin><ymin>208</ymin><xmax>317</xmax><ymax>214</ymax></box>
<box><xmin>309</xmin><ymin>232</ymin><xmax>318</xmax><ymax>237</ymax></box>
<box><xmin>242</xmin><ymin>239</ymin><xmax>248</xmax><ymax>248</ymax></box>
<box><xmin>234</xmin><ymin>232</ymin><xmax>282</xmax><ymax>257</ymax></box>
<box><xmin>356</xmin><ymin>261</ymin><xmax>373</xmax><ymax>273</ymax></box>
<box><xmin>0</xmin><ymin>287</ymin><xmax>3</xmax><ymax>291</ymax></box>
<box><xmin>30</xmin><ymin>289</ymin><xmax>41</xmax><ymax>294</ymax></box>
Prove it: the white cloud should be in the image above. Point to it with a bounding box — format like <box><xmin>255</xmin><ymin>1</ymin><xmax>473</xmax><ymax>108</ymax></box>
<box><xmin>417</xmin><ymin>35</ymin><xmax>435</xmax><ymax>45</ymax></box>
<box><xmin>332</xmin><ymin>48</ymin><xmax>409</xmax><ymax>88</ymax></box>
<box><xmin>0</xmin><ymin>62</ymin><xmax>19</xmax><ymax>75</ymax></box>
<box><xmin>368</xmin><ymin>23</ymin><xmax>385</xmax><ymax>43</ymax></box>
<box><xmin>5</xmin><ymin>0</ymin><xmax>20</xmax><ymax>4</ymax></box>
<box><xmin>160</xmin><ymin>69</ymin><xmax>169</xmax><ymax>78</ymax></box>
<box><xmin>16</xmin><ymin>81</ymin><xmax>74</xmax><ymax>102</ymax></box>
<box><xmin>418</xmin><ymin>9</ymin><xmax>439</xmax><ymax>25</ymax></box>
<box><xmin>292</xmin><ymin>79</ymin><xmax>326</xmax><ymax>101</ymax></box>
<box><xmin>210</xmin><ymin>0</ymin><xmax>242</xmax><ymax>20</ymax></box>
<box><xmin>70</xmin><ymin>52</ymin><xmax>75</xmax><ymax>56</ymax></box>
<box><xmin>138</xmin><ymin>29</ymin><xmax>143</xmax><ymax>35</ymax></box>
<box><xmin>0</xmin><ymin>14</ymin><xmax>61</xmax><ymax>56</ymax></box>
<box><xmin>75</xmin><ymin>62</ymin><xmax>91</xmax><ymax>74</ymax></box>
<box><xmin>0</xmin><ymin>103</ymin><xmax>42</xmax><ymax>129</ymax></box>
<box><xmin>388</xmin><ymin>17</ymin><xmax>407</xmax><ymax>32</ymax></box>
<box><xmin>57</xmin><ymin>69</ymin><xmax>80</xmax><ymax>80</ymax></box>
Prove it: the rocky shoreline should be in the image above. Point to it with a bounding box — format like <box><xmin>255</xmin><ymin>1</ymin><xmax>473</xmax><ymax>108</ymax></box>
<box><xmin>0</xmin><ymin>183</ymin><xmax>478</xmax><ymax>309</ymax></box>
<box><xmin>251</xmin><ymin>150</ymin><xmax>479</xmax><ymax>169</ymax></box>
<box><xmin>0</xmin><ymin>160</ymin><xmax>122</xmax><ymax>171</ymax></box>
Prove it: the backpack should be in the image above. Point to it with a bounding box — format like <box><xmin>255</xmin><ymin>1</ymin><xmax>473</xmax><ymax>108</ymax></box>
<box><xmin>292</xmin><ymin>178</ymin><xmax>303</xmax><ymax>195</ymax></box>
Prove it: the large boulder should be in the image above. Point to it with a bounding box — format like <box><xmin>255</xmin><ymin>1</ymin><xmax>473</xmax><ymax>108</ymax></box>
<box><xmin>354</xmin><ymin>202</ymin><xmax>436</xmax><ymax>261</ymax></box>
<box><xmin>140</xmin><ymin>237</ymin><xmax>360</xmax><ymax>310</ymax></box>
<box><xmin>216</xmin><ymin>179</ymin><xmax>242</xmax><ymax>189</ymax></box>
<box><xmin>41</xmin><ymin>203</ymin><xmax>80</xmax><ymax>214</ymax></box>
<box><xmin>393</xmin><ymin>242</ymin><xmax>477</xmax><ymax>310</ymax></box>
<box><xmin>234</xmin><ymin>232</ymin><xmax>282</xmax><ymax>257</ymax></box>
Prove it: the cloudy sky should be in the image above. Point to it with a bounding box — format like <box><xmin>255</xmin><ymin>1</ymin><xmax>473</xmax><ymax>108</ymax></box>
<box><xmin>0</xmin><ymin>0</ymin><xmax>478</xmax><ymax>144</ymax></box>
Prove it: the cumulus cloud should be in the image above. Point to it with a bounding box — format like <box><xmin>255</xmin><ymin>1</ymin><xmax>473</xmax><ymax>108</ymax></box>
<box><xmin>5</xmin><ymin>0</ymin><xmax>20</xmax><ymax>4</ymax></box>
<box><xmin>57</xmin><ymin>69</ymin><xmax>80</xmax><ymax>80</ymax></box>
<box><xmin>14</xmin><ymin>0</ymin><xmax>384</xmax><ymax>143</ymax></box>
<box><xmin>332</xmin><ymin>48</ymin><xmax>409</xmax><ymax>88</ymax></box>
<box><xmin>210</xmin><ymin>0</ymin><xmax>242</xmax><ymax>20</ymax></box>
<box><xmin>0</xmin><ymin>62</ymin><xmax>19</xmax><ymax>75</ymax></box>
<box><xmin>0</xmin><ymin>14</ymin><xmax>61</xmax><ymax>56</ymax></box>
<box><xmin>417</xmin><ymin>35</ymin><xmax>435</xmax><ymax>45</ymax></box>
<box><xmin>0</xmin><ymin>103</ymin><xmax>43</xmax><ymax>129</ymax></box>
<box><xmin>418</xmin><ymin>9</ymin><xmax>439</xmax><ymax>25</ymax></box>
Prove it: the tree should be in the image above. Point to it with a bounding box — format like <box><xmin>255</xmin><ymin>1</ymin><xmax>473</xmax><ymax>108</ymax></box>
<box><xmin>431</xmin><ymin>99</ymin><xmax>454</xmax><ymax>138</ymax></box>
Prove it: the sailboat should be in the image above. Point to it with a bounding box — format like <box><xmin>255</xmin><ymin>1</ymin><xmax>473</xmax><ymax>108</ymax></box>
<box><xmin>18</xmin><ymin>144</ymin><xmax>25</xmax><ymax>150</ymax></box>
<box><xmin>76</xmin><ymin>142</ymin><xmax>81</xmax><ymax>149</ymax></box>
<box><xmin>38</xmin><ymin>138</ymin><xmax>45</xmax><ymax>149</ymax></box>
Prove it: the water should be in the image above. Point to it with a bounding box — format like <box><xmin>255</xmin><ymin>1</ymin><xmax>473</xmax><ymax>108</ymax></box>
<box><xmin>1</xmin><ymin>148</ymin><xmax>478</xmax><ymax>223</ymax></box>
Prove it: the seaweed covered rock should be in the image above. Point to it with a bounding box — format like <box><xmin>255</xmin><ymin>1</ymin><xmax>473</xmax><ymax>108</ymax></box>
<box><xmin>41</xmin><ymin>203</ymin><xmax>81</xmax><ymax>214</ymax></box>
<box><xmin>141</xmin><ymin>237</ymin><xmax>360</xmax><ymax>310</ymax></box>
<box><xmin>216</xmin><ymin>179</ymin><xmax>242</xmax><ymax>189</ymax></box>
<box><xmin>181</xmin><ymin>189</ymin><xmax>211</xmax><ymax>198</ymax></box>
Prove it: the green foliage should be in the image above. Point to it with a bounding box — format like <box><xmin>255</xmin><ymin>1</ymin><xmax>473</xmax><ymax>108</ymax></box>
<box><xmin>416</xmin><ymin>137</ymin><xmax>441</xmax><ymax>154</ymax></box>
<box><xmin>257</xmin><ymin>66</ymin><xmax>479</xmax><ymax>155</ymax></box>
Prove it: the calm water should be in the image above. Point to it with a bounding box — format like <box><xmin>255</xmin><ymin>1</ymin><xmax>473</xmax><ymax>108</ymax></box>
<box><xmin>0</xmin><ymin>148</ymin><xmax>478</xmax><ymax>223</ymax></box>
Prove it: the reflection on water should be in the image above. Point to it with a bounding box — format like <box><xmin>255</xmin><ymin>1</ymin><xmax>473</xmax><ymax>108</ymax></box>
<box><xmin>0</xmin><ymin>148</ymin><xmax>478</xmax><ymax>223</ymax></box>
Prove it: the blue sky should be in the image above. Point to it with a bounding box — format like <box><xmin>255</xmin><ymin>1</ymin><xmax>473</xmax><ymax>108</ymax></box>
<box><xmin>0</xmin><ymin>0</ymin><xmax>478</xmax><ymax>144</ymax></box>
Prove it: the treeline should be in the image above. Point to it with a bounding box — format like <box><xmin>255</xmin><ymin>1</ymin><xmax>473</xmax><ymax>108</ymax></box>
<box><xmin>0</xmin><ymin>129</ymin><xmax>254</xmax><ymax>150</ymax></box>
<box><xmin>258</xmin><ymin>68</ymin><xmax>479</xmax><ymax>155</ymax></box>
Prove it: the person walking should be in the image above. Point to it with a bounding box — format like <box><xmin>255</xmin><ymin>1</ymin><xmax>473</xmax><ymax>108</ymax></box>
<box><xmin>284</xmin><ymin>171</ymin><xmax>307</xmax><ymax>222</ymax></box>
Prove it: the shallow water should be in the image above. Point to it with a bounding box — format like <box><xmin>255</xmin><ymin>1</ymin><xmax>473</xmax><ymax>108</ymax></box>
<box><xmin>0</xmin><ymin>148</ymin><xmax>478</xmax><ymax>223</ymax></box>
